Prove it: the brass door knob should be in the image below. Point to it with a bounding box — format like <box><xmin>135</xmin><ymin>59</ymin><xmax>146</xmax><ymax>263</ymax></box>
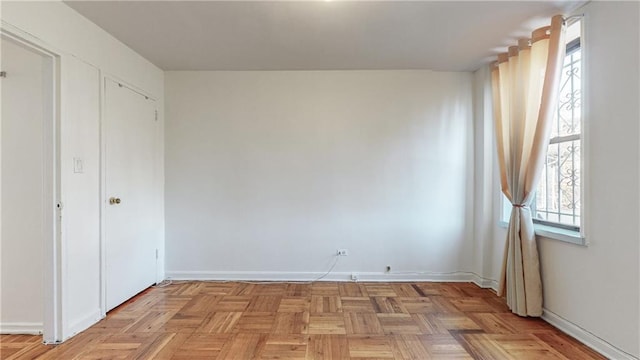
<box><xmin>109</xmin><ymin>197</ymin><xmax>121</xmax><ymax>205</ymax></box>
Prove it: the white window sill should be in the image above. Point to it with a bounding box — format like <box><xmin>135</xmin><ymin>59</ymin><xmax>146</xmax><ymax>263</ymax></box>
<box><xmin>498</xmin><ymin>221</ymin><xmax>586</xmax><ymax>246</ymax></box>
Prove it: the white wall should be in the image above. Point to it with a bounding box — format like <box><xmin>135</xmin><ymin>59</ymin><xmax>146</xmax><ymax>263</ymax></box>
<box><xmin>481</xmin><ymin>2</ymin><xmax>640</xmax><ymax>358</ymax></box>
<box><xmin>165</xmin><ymin>70</ymin><xmax>474</xmax><ymax>280</ymax></box>
<box><xmin>1</xmin><ymin>0</ymin><xmax>164</xmax><ymax>341</ymax></box>
<box><xmin>59</xmin><ymin>56</ymin><xmax>101</xmax><ymax>337</ymax></box>
<box><xmin>0</xmin><ymin>39</ymin><xmax>46</xmax><ymax>333</ymax></box>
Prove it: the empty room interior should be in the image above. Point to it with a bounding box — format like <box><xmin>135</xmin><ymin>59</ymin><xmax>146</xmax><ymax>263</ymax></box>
<box><xmin>1</xmin><ymin>0</ymin><xmax>639</xmax><ymax>359</ymax></box>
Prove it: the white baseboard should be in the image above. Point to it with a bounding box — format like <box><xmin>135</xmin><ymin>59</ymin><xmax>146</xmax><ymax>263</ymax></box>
<box><xmin>471</xmin><ymin>273</ymin><xmax>499</xmax><ymax>291</ymax></box>
<box><xmin>166</xmin><ymin>270</ymin><xmax>496</xmax><ymax>285</ymax></box>
<box><xmin>64</xmin><ymin>309</ymin><xmax>103</xmax><ymax>341</ymax></box>
<box><xmin>542</xmin><ymin>308</ymin><xmax>638</xmax><ymax>360</ymax></box>
<box><xmin>0</xmin><ymin>322</ymin><xmax>43</xmax><ymax>335</ymax></box>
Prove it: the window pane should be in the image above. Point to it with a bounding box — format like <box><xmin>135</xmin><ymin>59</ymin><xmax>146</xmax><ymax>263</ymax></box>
<box><xmin>552</xmin><ymin>48</ymin><xmax>581</xmax><ymax>138</ymax></box>
<box><xmin>536</xmin><ymin>143</ymin><xmax>560</xmax><ymax>224</ymax></box>
<box><xmin>535</xmin><ymin>140</ymin><xmax>580</xmax><ymax>227</ymax></box>
<box><xmin>558</xmin><ymin>140</ymin><xmax>580</xmax><ymax>225</ymax></box>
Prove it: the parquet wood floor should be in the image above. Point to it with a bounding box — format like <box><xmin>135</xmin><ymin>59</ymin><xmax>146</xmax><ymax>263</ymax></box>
<box><xmin>0</xmin><ymin>281</ymin><xmax>606</xmax><ymax>359</ymax></box>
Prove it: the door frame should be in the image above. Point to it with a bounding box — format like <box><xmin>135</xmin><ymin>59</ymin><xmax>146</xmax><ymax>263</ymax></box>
<box><xmin>99</xmin><ymin>75</ymin><xmax>159</xmax><ymax>317</ymax></box>
<box><xmin>0</xmin><ymin>27</ymin><xmax>63</xmax><ymax>344</ymax></box>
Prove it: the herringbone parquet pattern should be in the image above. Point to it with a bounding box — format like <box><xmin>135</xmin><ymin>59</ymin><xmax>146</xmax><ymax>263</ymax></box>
<box><xmin>0</xmin><ymin>281</ymin><xmax>605</xmax><ymax>359</ymax></box>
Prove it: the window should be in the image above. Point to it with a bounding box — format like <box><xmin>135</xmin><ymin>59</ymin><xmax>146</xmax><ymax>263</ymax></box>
<box><xmin>532</xmin><ymin>20</ymin><xmax>582</xmax><ymax>231</ymax></box>
<box><xmin>500</xmin><ymin>20</ymin><xmax>584</xmax><ymax>240</ymax></box>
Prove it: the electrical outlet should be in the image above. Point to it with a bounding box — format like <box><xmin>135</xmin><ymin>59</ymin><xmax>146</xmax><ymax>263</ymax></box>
<box><xmin>337</xmin><ymin>249</ymin><xmax>349</xmax><ymax>256</ymax></box>
<box><xmin>351</xmin><ymin>273</ymin><xmax>358</xmax><ymax>281</ymax></box>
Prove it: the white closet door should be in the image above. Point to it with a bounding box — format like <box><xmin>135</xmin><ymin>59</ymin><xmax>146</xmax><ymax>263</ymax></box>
<box><xmin>104</xmin><ymin>79</ymin><xmax>157</xmax><ymax>311</ymax></box>
<box><xmin>1</xmin><ymin>37</ymin><xmax>46</xmax><ymax>330</ymax></box>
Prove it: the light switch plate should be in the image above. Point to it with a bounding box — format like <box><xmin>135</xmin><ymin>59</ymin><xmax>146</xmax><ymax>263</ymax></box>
<box><xmin>73</xmin><ymin>157</ymin><xmax>84</xmax><ymax>173</ymax></box>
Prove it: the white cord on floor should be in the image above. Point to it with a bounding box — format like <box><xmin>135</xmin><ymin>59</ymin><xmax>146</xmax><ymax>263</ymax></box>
<box><xmin>307</xmin><ymin>254</ymin><xmax>340</xmax><ymax>283</ymax></box>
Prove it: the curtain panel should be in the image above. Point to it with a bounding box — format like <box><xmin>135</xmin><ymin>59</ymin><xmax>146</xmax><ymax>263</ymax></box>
<box><xmin>491</xmin><ymin>15</ymin><xmax>566</xmax><ymax>316</ymax></box>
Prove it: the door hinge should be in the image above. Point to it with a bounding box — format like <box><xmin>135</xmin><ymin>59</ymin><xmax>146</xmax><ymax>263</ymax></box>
<box><xmin>154</xmin><ymin>110</ymin><xmax>158</xmax><ymax>121</ymax></box>
<box><xmin>155</xmin><ymin>249</ymin><xmax>159</xmax><ymax>259</ymax></box>
<box><xmin>0</xmin><ymin>71</ymin><xmax>6</xmax><ymax>78</ymax></box>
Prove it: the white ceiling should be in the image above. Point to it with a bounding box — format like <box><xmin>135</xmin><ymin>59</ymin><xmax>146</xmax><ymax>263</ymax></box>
<box><xmin>64</xmin><ymin>1</ymin><xmax>585</xmax><ymax>72</ymax></box>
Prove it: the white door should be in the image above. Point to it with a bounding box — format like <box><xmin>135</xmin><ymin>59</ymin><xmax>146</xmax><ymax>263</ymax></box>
<box><xmin>0</xmin><ymin>37</ymin><xmax>47</xmax><ymax>332</ymax></box>
<box><xmin>104</xmin><ymin>79</ymin><xmax>157</xmax><ymax>311</ymax></box>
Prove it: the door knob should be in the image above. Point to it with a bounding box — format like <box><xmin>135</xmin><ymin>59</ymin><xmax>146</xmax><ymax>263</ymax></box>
<box><xmin>109</xmin><ymin>197</ymin><xmax>121</xmax><ymax>205</ymax></box>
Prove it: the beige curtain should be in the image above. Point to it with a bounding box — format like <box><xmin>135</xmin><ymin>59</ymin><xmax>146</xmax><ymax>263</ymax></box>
<box><xmin>491</xmin><ymin>15</ymin><xmax>566</xmax><ymax>316</ymax></box>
